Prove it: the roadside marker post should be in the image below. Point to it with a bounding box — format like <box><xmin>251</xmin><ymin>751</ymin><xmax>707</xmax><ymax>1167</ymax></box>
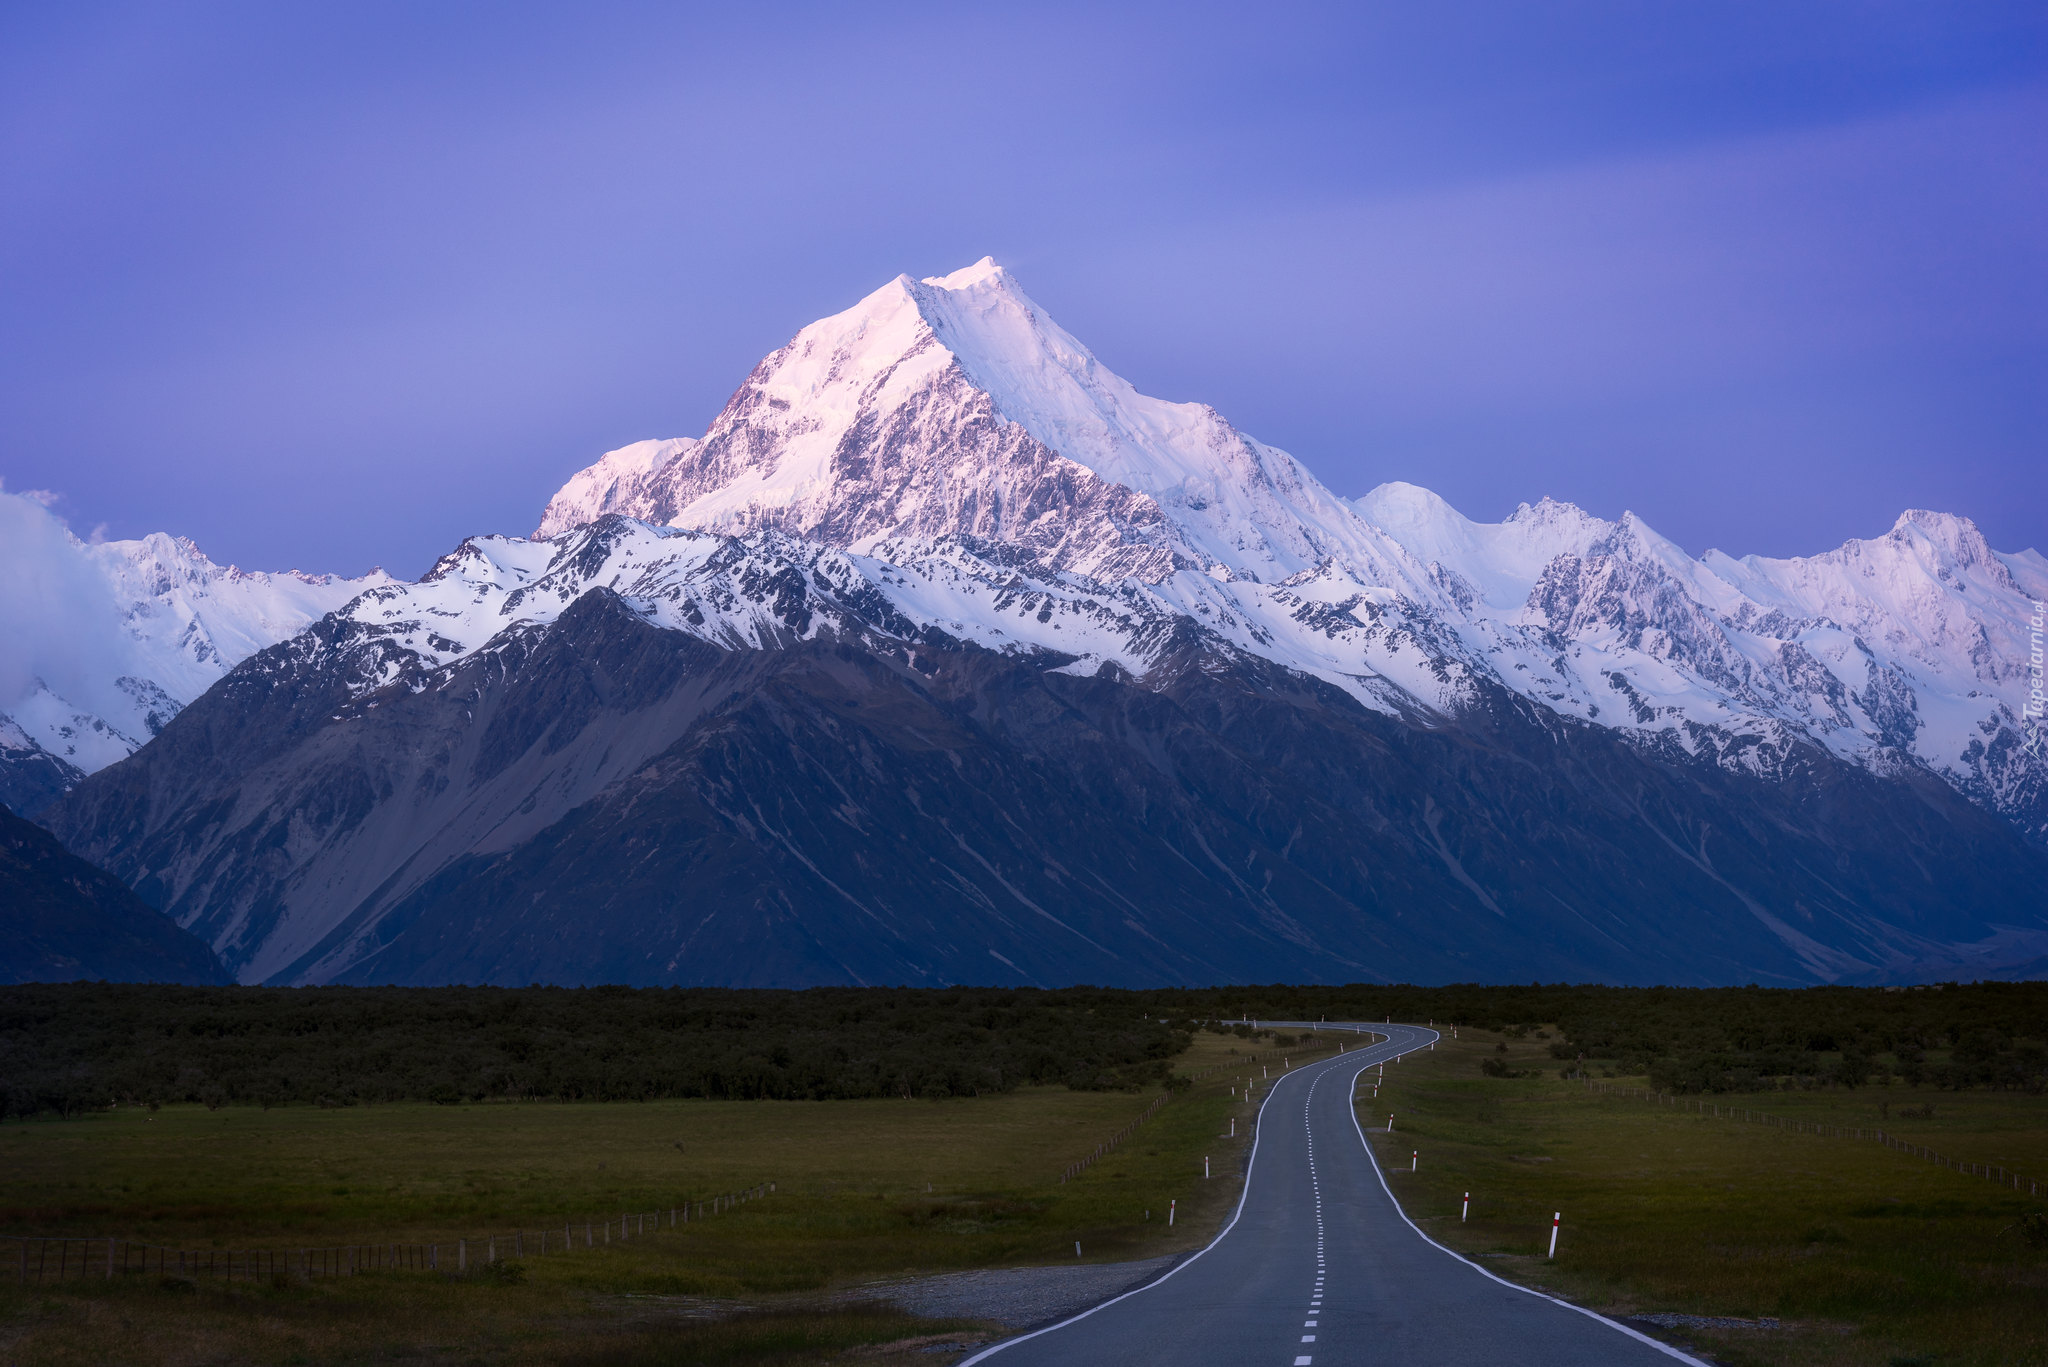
<box><xmin>1075</xmin><ymin>1242</ymin><xmax>1082</xmax><ymax>1258</ymax></box>
<box><xmin>1548</xmin><ymin>1213</ymin><xmax>1561</xmax><ymax>1258</ymax></box>
<box><xmin>1169</xmin><ymin>1200</ymin><xmax>1176</xmax><ymax>1226</ymax></box>
<box><xmin>1462</xmin><ymin>1192</ymin><xmax>1469</xmax><ymax>1221</ymax></box>
<box><xmin>1411</xmin><ymin>1151</ymin><xmax>1417</xmax><ymax>1172</ymax></box>
<box><xmin>1387</xmin><ymin>1115</ymin><xmax>1394</xmax><ymax>1132</ymax></box>
<box><xmin>1205</xmin><ymin>1156</ymin><xmax>1211</xmax><ymax>1178</ymax></box>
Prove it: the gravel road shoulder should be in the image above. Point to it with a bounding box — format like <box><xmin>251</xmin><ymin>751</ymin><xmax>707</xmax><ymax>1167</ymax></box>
<box><xmin>840</xmin><ymin>1255</ymin><xmax>1179</xmax><ymax>1329</ymax></box>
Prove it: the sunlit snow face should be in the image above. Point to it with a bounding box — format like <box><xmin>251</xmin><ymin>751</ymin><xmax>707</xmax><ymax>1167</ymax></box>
<box><xmin>516</xmin><ymin>262</ymin><xmax>2048</xmax><ymax>840</ymax></box>
<box><xmin>0</xmin><ymin>488</ymin><xmax>387</xmax><ymax>769</ymax></box>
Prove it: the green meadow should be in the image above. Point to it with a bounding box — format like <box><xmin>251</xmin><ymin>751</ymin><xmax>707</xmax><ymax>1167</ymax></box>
<box><xmin>0</xmin><ymin>1031</ymin><xmax>1301</xmax><ymax>1365</ymax></box>
<box><xmin>6</xmin><ymin>1005</ymin><xmax>2046</xmax><ymax>1366</ymax></box>
<box><xmin>1362</xmin><ymin>1029</ymin><xmax>2048</xmax><ymax>1367</ymax></box>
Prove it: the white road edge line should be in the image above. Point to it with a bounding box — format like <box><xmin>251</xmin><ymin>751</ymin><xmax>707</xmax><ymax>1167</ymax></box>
<box><xmin>954</xmin><ymin>1025</ymin><xmax>1401</xmax><ymax>1365</ymax></box>
<box><xmin>1344</xmin><ymin>1028</ymin><xmax>1715</xmax><ymax>1367</ymax></box>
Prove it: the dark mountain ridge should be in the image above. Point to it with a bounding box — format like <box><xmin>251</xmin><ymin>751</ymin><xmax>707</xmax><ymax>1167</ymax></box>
<box><xmin>48</xmin><ymin>572</ymin><xmax>2048</xmax><ymax>988</ymax></box>
<box><xmin>37</xmin><ymin>261</ymin><xmax>2048</xmax><ymax>987</ymax></box>
<box><xmin>0</xmin><ymin>801</ymin><xmax>227</xmax><ymax>985</ymax></box>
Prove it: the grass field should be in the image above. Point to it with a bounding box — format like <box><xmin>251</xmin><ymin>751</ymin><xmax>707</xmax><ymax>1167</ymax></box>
<box><xmin>1360</xmin><ymin>1029</ymin><xmax>2048</xmax><ymax>1367</ymax></box>
<box><xmin>0</xmin><ymin>1029</ymin><xmax>1337</xmax><ymax>1364</ymax></box>
<box><xmin>18</xmin><ymin>1017</ymin><xmax>2037</xmax><ymax>1366</ymax></box>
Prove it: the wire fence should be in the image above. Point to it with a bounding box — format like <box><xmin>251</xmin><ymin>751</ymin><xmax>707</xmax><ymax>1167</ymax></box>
<box><xmin>5</xmin><ymin>1181</ymin><xmax>776</xmax><ymax>1285</ymax></box>
<box><xmin>1579</xmin><ymin>1080</ymin><xmax>2042</xmax><ymax>1198</ymax></box>
<box><xmin>1060</xmin><ymin>1092</ymin><xmax>1170</xmax><ymax>1183</ymax></box>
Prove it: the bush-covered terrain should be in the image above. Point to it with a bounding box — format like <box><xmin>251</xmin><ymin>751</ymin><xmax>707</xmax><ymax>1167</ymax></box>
<box><xmin>0</xmin><ymin>984</ymin><xmax>1189</xmax><ymax>1118</ymax></box>
<box><xmin>6</xmin><ymin>980</ymin><xmax>2044</xmax><ymax>1120</ymax></box>
<box><xmin>1159</xmin><ymin>981</ymin><xmax>2048</xmax><ymax>1094</ymax></box>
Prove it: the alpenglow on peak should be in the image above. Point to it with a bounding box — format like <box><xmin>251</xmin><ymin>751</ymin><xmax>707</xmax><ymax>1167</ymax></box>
<box><xmin>535</xmin><ymin>258</ymin><xmax>1388</xmax><ymax>585</ymax></box>
<box><xmin>533</xmin><ymin>260</ymin><xmax>2047</xmax><ymax>854</ymax></box>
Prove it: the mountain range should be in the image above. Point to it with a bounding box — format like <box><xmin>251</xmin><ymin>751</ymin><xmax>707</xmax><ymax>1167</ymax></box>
<box><xmin>0</xmin><ymin>800</ymin><xmax>225</xmax><ymax>985</ymax></box>
<box><xmin>0</xmin><ymin>493</ymin><xmax>386</xmax><ymax>815</ymax></box>
<box><xmin>21</xmin><ymin>259</ymin><xmax>2048</xmax><ymax>988</ymax></box>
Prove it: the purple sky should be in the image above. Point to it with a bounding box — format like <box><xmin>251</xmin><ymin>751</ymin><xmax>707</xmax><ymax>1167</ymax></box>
<box><xmin>3</xmin><ymin>2</ymin><xmax>2043</xmax><ymax>578</ymax></box>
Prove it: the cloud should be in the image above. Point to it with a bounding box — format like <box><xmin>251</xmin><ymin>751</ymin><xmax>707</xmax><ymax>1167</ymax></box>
<box><xmin>0</xmin><ymin>487</ymin><xmax>131</xmax><ymax>719</ymax></box>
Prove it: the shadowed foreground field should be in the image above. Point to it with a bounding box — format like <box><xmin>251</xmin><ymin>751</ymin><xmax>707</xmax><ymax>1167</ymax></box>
<box><xmin>0</xmin><ymin>1032</ymin><xmax>1292</xmax><ymax>1364</ymax></box>
<box><xmin>1363</xmin><ymin>1030</ymin><xmax>2048</xmax><ymax>1367</ymax></box>
<box><xmin>9</xmin><ymin>1020</ymin><xmax>2042</xmax><ymax>1365</ymax></box>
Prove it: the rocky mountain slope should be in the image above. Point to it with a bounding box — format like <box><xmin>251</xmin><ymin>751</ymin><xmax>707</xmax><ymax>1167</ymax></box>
<box><xmin>542</xmin><ymin>260</ymin><xmax>2048</xmax><ymax>846</ymax></box>
<box><xmin>41</xmin><ymin>260</ymin><xmax>2048</xmax><ymax>987</ymax></box>
<box><xmin>1</xmin><ymin>802</ymin><xmax>227</xmax><ymax>985</ymax></box>
<box><xmin>44</xmin><ymin>518</ymin><xmax>2048</xmax><ymax>988</ymax></box>
<box><xmin>0</xmin><ymin>489</ymin><xmax>389</xmax><ymax>814</ymax></box>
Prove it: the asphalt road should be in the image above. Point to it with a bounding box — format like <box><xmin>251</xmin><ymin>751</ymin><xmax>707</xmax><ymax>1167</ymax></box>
<box><xmin>962</xmin><ymin>1023</ymin><xmax>1702</xmax><ymax>1366</ymax></box>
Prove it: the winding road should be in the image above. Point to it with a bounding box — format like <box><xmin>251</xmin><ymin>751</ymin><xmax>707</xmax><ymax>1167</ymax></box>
<box><xmin>962</xmin><ymin>1023</ymin><xmax>1701</xmax><ymax>1366</ymax></box>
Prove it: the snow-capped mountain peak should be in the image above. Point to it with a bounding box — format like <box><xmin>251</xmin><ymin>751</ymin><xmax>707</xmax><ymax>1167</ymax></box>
<box><xmin>536</xmin><ymin>259</ymin><xmax>1411</xmax><ymax>588</ymax></box>
<box><xmin>0</xmin><ymin>488</ymin><xmax>389</xmax><ymax>809</ymax></box>
<box><xmin>534</xmin><ymin>438</ymin><xmax>699</xmax><ymax>540</ymax></box>
<box><xmin>21</xmin><ymin>261</ymin><xmax>2046</xmax><ymax>991</ymax></box>
<box><xmin>521</xmin><ymin>261</ymin><xmax>2046</xmax><ymax>845</ymax></box>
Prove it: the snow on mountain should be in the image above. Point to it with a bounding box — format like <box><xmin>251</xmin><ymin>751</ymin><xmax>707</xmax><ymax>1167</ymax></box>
<box><xmin>534</xmin><ymin>437</ymin><xmax>698</xmax><ymax>540</ymax></box>
<box><xmin>1349</xmin><ymin>484</ymin><xmax>2047</xmax><ymax>838</ymax></box>
<box><xmin>311</xmin><ymin>512</ymin><xmax>1480</xmax><ymax>750</ymax></box>
<box><xmin>535</xmin><ymin>258</ymin><xmax>1424</xmax><ymax>592</ymax></box>
<box><xmin>535</xmin><ymin>261</ymin><xmax>2047</xmax><ymax>843</ymax></box>
<box><xmin>0</xmin><ymin>488</ymin><xmax>389</xmax><ymax>806</ymax></box>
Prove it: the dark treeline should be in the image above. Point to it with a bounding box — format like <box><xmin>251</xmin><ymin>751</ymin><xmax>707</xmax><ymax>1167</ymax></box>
<box><xmin>0</xmin><ymin>984</ymin><xmax>1190</xmax><ymax>1119</ymax></box>
<box><xmin>6</xmin><ymin>981</ymin><xmax>2045</xmax><ymax>1119</ymax></box>
<box><xmin>1156</xmin><ymin>982</ymin><xmax>2048</xmax><ymax>1095</ymax></box>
